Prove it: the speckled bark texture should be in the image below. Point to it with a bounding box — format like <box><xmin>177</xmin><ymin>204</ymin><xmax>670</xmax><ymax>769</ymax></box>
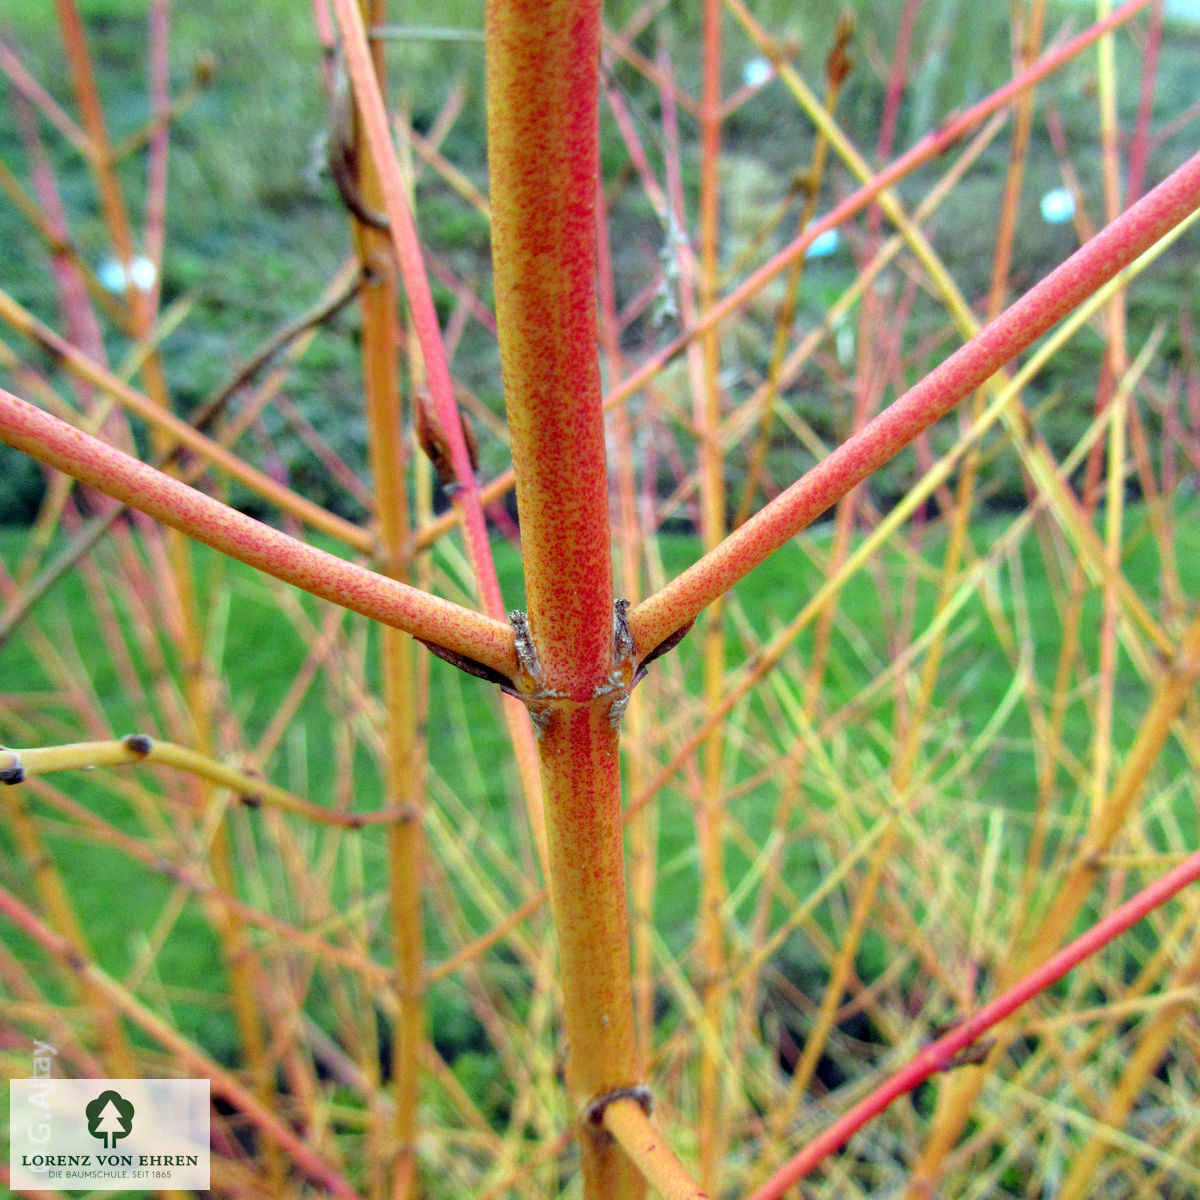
<box><xmin>486</xmin><ymin>0</ymin><xmax>613</xmax><ymax>698</ymax></box>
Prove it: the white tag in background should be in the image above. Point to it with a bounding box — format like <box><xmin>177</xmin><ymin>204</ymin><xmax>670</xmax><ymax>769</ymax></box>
<box><xmin>9</xmin><ymin>1078</ymin><xmax>210</xmax><ymax>1191</ymax></box>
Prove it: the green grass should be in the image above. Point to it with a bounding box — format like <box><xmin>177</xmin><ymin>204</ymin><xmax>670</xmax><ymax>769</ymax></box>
<box><xmin>4</xmin><ymin>494</ymin><xmax>1194</xmax><ymax>1064</ymax></box>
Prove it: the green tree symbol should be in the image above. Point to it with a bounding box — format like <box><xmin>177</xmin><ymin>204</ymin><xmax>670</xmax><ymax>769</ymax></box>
<box><xmin>85</xmin><ymin>1090</ymin><xmax>135</xmax><ymax>1149</ymax></box>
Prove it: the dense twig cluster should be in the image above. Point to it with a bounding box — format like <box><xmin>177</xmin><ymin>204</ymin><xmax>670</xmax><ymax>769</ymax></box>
<box><xmin>2</xmin><ymin>2</ymin><xmax>1199</xmax><ymax>1197</ymax></box>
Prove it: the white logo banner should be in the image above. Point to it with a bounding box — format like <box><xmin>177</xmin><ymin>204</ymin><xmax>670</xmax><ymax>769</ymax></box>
<box><xmin>10</xmin><ymin>1078</ymin><xmax>210</xmax><ymax>1191</ymax></box>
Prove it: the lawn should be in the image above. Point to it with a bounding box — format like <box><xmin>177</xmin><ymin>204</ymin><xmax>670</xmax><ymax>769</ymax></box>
<box><xmin>3</xmin><ymin>494</ymin><xmax>1195</xmax><ymax>1066</ymax></box>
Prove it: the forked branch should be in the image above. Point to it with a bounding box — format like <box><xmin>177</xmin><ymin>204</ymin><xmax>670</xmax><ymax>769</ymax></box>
<box><xmin>628</xmin><ymin>150</ymin><xmax>1200</xmax><ymax>658</ymax></box>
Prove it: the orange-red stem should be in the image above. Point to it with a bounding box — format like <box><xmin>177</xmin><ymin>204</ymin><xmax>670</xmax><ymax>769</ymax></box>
<box><xmin>0</xmin><ymin>387</ymin><xmax>518</xmax><ymax>678</ymax></box>
<box><xmin>486</xmin><ymin>0</ymin><xmax>613</xmax><ymax>695</ymax></box>
<box><xmin>629</xmin><ymin>148</ymin><xmax>1200</xmax><ymax>656</ymax></box>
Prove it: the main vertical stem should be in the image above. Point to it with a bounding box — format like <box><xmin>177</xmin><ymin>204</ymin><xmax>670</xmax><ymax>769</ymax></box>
<box><xmin>485</xmin><ymin>0</ymin><xmax>613</xmax><ymax>688</ymax></box>
<box><xmin>485</xmin><ymin>3</ymin><xmax>644</xmax><ymax>1195</ymax></box>
<box><xmin>540</xmin><ymin>703</ymin><xmax>643</xmax><ymax>1177</ymax></box>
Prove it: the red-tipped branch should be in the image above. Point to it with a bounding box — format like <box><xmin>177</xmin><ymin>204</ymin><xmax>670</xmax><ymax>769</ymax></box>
<box><xmin>743</xmin><ymin>841</ymin><xmax>1200</xmax><ymax>1200</ymax></box>
<box><xmin>628</xmin><ymin>149</ymin><xmax>1200</xmax><ymax>656</ymax></box>
<box><xmin>330</xmin><ymin>0</ymin><xmax>500</xmax><ymax>608</ymax></box>
<box><xmin>0</xmin><ymin>387</ymin><xmax>518</xmax><ymax>679</ymax></box>
<box><xmin>484</xmin><ymin>3</ymin><xmax>641</xmax><ymax>1197</ymax></box>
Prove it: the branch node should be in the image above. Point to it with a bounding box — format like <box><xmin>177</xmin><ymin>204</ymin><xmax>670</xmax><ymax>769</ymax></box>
<box><xmin>613</xmin><ymin>598</ymin><xmax>637</xmax><ymax>676</ymax></box>
<box><xmin>508</xmin><ymin>610</ymin><xmax>546</xmax><ymax>695</ymax></box>
<box><xmin>0</xmin><ymin>753</ymin><xmax>26</xmax><ymax>785</ymax></box>
<box><xmin>328</xmin><ymin>45</ymin><xmax>390</xmax><ymax>232</ymax></box>
<box><xmin>583</xmin><ymin>1083</ymin><xmax>653</xmax><ymax>1127</ymax></box>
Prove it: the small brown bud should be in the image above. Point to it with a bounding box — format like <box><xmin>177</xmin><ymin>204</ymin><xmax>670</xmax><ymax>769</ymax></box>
<box><xmin>827</xmin><ymin>18</ymin><xmax>854</xmax><ymax>89</ymax></box>
<box><xmin>193</xmin><ymin>52</ymin><xmax>217</xmax><ymax>88</ymax></box>
<box><xmin>415</xmin><ymin>390</ymin><xmax>452</xmax><ymax>486</ymax></box>
<box><xmin>415</xmin><ymin>390</ymin><xmax>479</xmax><ymax>488</ymax></box>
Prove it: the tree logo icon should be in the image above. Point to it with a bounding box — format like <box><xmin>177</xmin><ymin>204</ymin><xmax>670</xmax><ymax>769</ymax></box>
<box><xmin>85</xmin><ymin>1089</ymin><xmax>135</xmax><ymax>1149</ymax></box>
